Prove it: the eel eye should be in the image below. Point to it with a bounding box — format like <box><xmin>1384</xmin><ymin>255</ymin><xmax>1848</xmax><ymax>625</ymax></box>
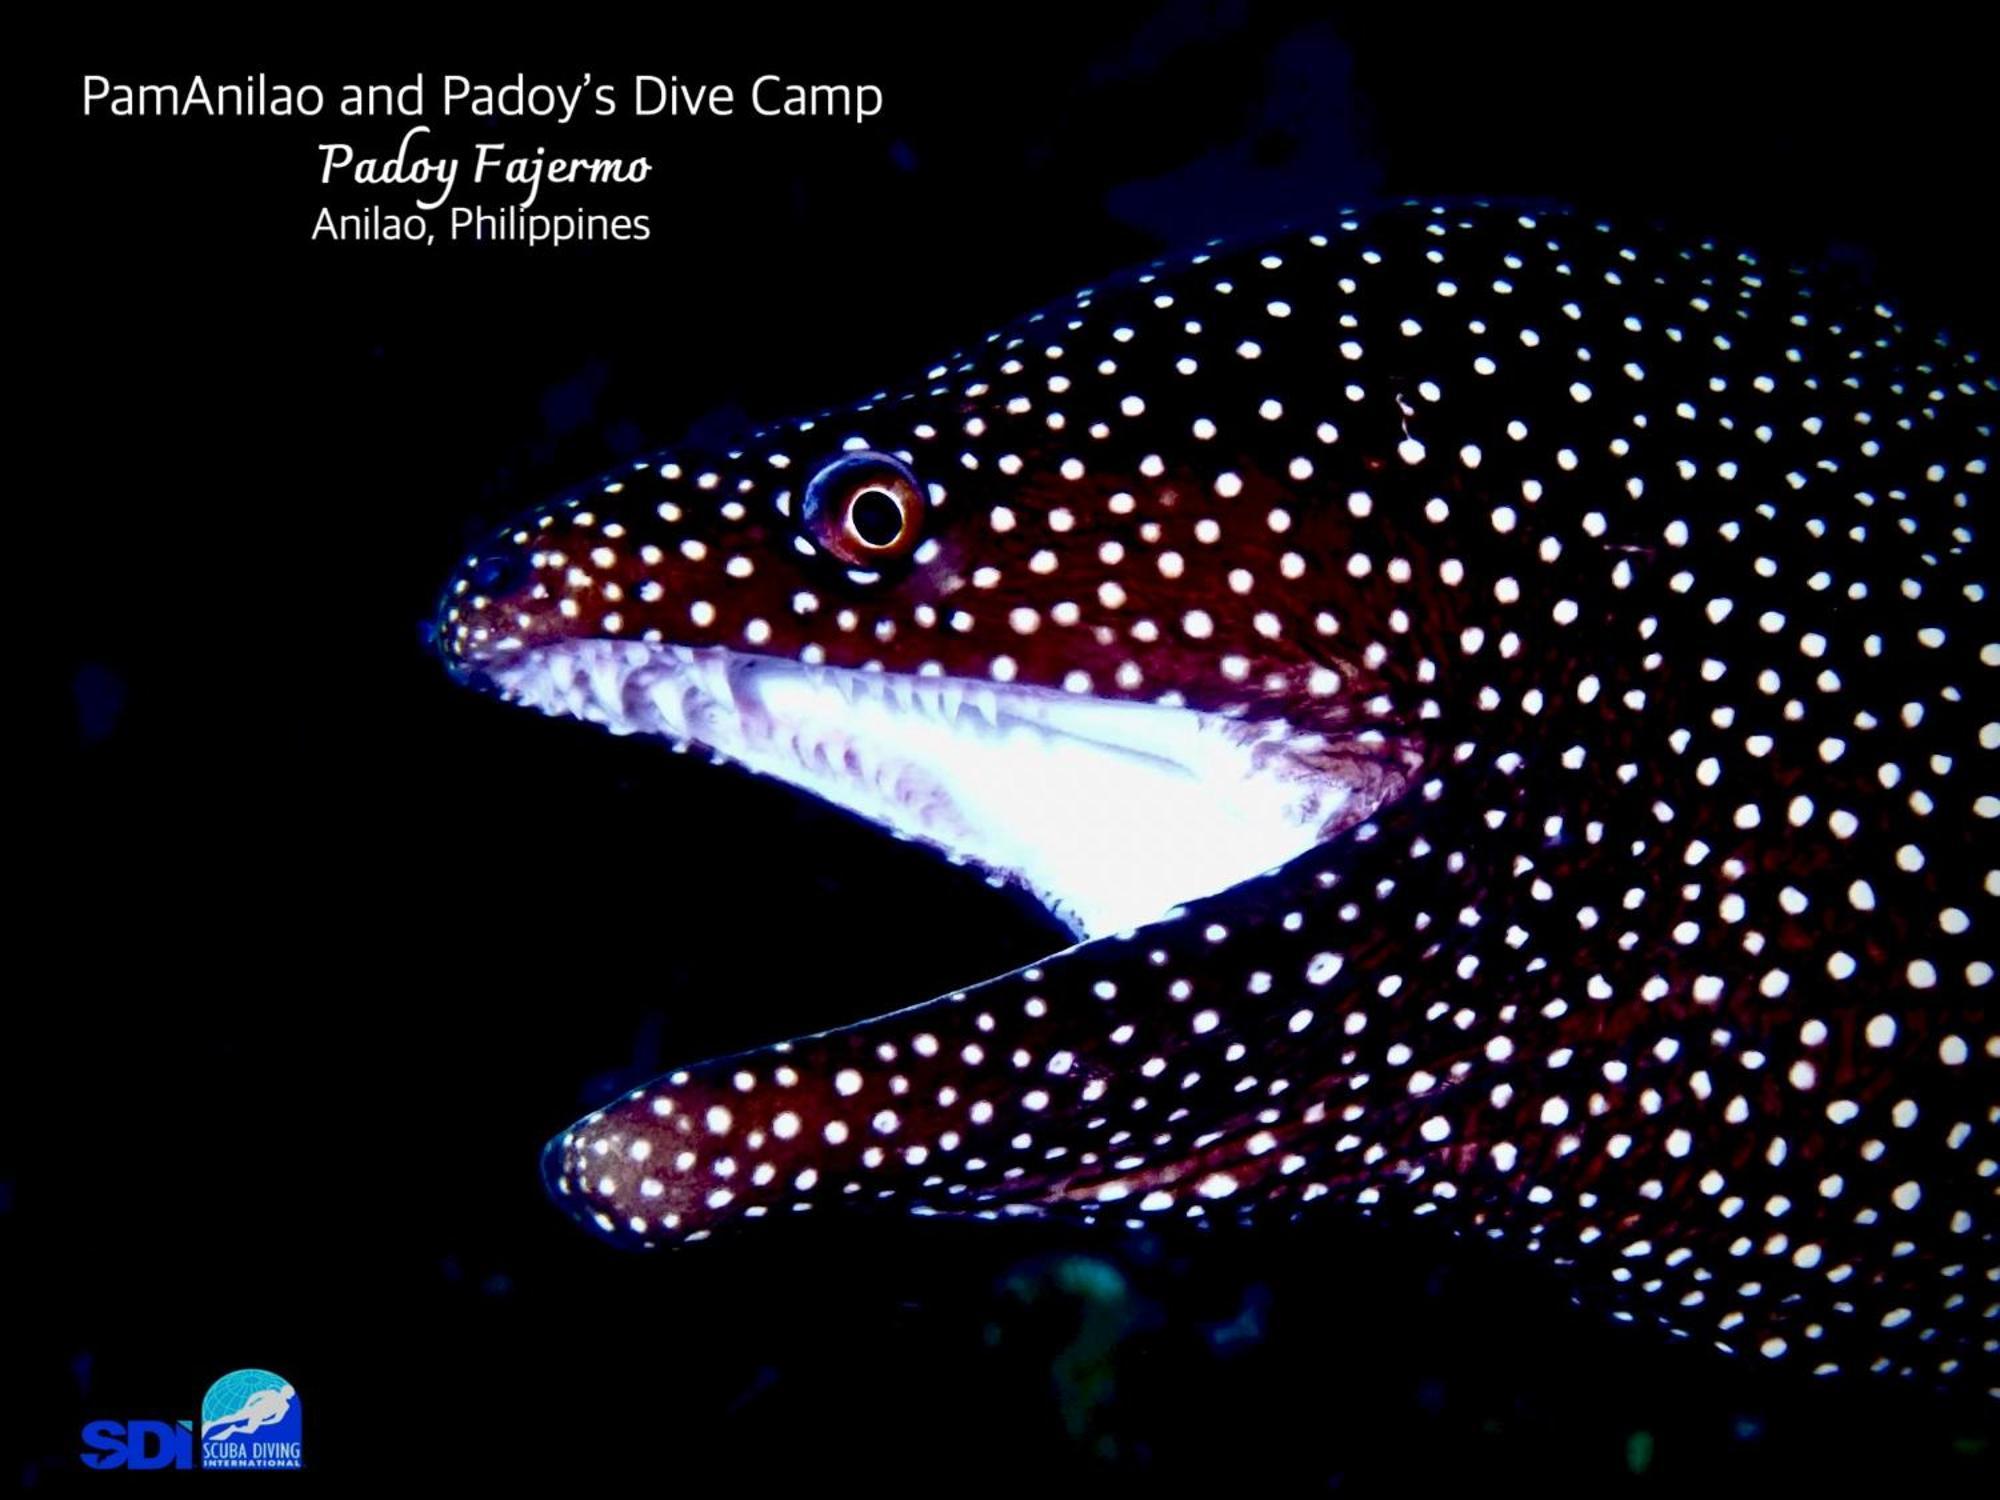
<box><xmin>802</xmin><ymin>452</ymin><xmax>925</xmax><ymax>566</ymax></box>
<box><xmin>470</xmin><ymin>550</ymin><xmax>532</xmax><ymax>596</ymax></box>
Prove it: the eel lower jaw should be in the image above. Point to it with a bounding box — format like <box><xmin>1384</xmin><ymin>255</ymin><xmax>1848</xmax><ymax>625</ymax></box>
<box><xmin>479</xmin><ymin>640</ymin><xmax>1419</xmax><ymax>939</ymax></box>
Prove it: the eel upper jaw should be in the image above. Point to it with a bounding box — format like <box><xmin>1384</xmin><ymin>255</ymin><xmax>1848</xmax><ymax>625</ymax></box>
<box><xmin>477</xmin><ymin>639</ymin><xmax>1418</xmax><ymax>940</ymax></box>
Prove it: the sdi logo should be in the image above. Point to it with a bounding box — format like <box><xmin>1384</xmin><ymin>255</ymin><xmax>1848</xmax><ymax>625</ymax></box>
<box><xmin>78</xmin><ymin>1420</ymin><xmax>194</xmax><ymax>1471</ymax></box>
<box><xmin>80</xmin><ymin>1369</ymin><xmax>303</xmax><ymax>1471</ymax></box>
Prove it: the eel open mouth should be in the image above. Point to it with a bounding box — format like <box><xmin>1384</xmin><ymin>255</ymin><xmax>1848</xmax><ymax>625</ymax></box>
<box><xmin>485</xmin><ymin>641</ymin><xmax>1416</xmax><ymax>938</ymax></box>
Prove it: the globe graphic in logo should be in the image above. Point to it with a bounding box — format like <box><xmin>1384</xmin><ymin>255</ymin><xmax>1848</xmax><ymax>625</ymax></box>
<box><xmin>199</xmin><ymin>1369</ymin><xmax>302</xmax><ymax>1469</ymax></box>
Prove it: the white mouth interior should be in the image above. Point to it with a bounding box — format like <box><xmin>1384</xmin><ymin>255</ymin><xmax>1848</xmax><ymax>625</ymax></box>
<box><xmin>488</xmin><ymin>641</ymin><xmax>1404</xmax><ymax>938</ymax></box>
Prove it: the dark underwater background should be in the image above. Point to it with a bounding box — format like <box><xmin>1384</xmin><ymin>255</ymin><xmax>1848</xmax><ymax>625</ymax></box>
<box><xmin>19</xmin><ymin>6</ymin><xmax>1998</xmax><ymax>1490</ymax></box>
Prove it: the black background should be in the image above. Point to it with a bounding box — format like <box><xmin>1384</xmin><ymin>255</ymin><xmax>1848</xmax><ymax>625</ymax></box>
<box><xmin>20</xmin><ymin>6</ymin><xmax>1997</xmax><ymax>1490</ymax></box>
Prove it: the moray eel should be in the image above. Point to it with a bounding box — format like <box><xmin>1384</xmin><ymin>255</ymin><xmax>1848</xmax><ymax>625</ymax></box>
<box><xmin>438</xmin><ymin>201</ymin><xmax>1996</xmax><ymax>1389</ymax></box>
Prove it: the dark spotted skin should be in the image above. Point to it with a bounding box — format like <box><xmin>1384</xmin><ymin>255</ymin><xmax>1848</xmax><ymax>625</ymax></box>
<box><xmin>439</xmin><ymin>202</ymin><xmax>1996</xmax><ymax>1390</ymax></box>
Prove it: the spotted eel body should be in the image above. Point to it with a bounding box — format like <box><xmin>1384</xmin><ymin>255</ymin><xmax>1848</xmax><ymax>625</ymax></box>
<box><xmin>438</xmin><ymin>201</ymin><xmax>1996</xmax><ymax>1390</ymax></box>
